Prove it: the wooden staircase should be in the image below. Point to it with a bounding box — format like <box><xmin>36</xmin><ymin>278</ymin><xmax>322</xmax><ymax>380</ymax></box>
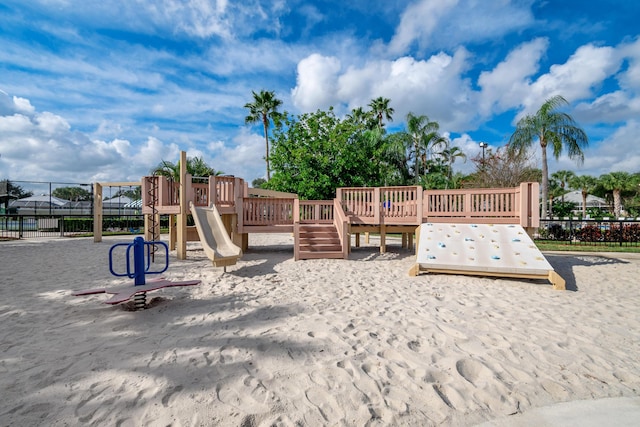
<box><xmin>295</xmin><ymin>224</ymin><xmax>347</xmax><ymax>260</ymax></box>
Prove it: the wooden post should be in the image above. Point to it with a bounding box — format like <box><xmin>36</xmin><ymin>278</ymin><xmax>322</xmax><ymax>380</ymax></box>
<box><xmin>373</xmin><ymin>187</ymin><xmax>381</xmax><ymax>225</ymax></box>
<box><xmin>519</xmin><ymin>182</ymin><xmax>540</xmax><ymax>237</ymax></box>
<box><xmin>417</xmin><ymin>186</ymin><xmax>424</xmax><ymax>224</ymax></box>
<box><xmin>176</xmin><ymin>151</ymin><xmax>187</xmax><ymax>260</ymax></box>
<box><xmin>144</xmin><ymin>214</ymin><xmax>152</xmax><ymax>242</ymax></box>
<box><xmin>464</xmin><ymin>190</ymin><xmax>471</xmax><ymax>220</ymax></box>
<box><xmin>169</xmin><ymin>214</ymin><xmax>176</xmax><ymax>250</ymax></box>
<box><xmin>209</xmin><ymin>175</ymin><xmax>217</xmax><ymax>207</ymax></box>
<box><xmin>93</xmin><ymin>182</ymin><xmax>103</xmax><ymax>242</ymax></box>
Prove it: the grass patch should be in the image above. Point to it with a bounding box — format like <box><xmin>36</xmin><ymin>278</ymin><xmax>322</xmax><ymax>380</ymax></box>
<box><xmin>535</xmin><ymin>241</ymin><xmax>640</xmax><ymax>253</ymax></box>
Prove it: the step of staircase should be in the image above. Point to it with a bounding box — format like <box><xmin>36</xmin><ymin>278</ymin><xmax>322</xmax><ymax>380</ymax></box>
<box><xmin>296</xmin><ymin>224</ymin><xmax>347</xmax><ymax>260</ymax></box>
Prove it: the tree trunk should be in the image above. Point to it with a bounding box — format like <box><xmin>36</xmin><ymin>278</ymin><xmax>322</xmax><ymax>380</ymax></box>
<box><xmin>262</xmin><ymin>117</ymin><xmax>270</xmax><ymax>181</ymax></box>
<box><xmin>540</xmin><ymin>141</ymin><xmax>549</xmax><ymax>219</ymax></box>
<box><xmin>415</xmin><ymin>141</ymin><xmax>419</xmax><ymax>184</ymax></box>
<box><xmin>613</xmin><ymin>190</ymin><xmax>622</xmax><ymax>217</ymax></box>
<box><xmin>581</xmin><ymin>190</ymin><xmax>588</xmax><ymax>218</ymax></box>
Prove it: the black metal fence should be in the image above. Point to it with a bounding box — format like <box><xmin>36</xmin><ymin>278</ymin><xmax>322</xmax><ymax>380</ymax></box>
<box><xmin>537</xmin><ymin>218</ymin><xmax>640</xmax><ymax>247</ymax></box>
<box><xmin>0</xmin><ymin>214</ymin><xmax>171</xmax><ymax>239</ymax></box>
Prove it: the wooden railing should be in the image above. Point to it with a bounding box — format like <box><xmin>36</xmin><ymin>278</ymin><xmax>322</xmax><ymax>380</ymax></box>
<box><xmin>337</xmin><ymin>187</ymin><xmax>376</xmax><ymax>222</ymax></box>
<box><xmin>142</xmin><ymin>175</ymin><xmax>246</xmax><ymax>214</ymax></box>
<box><xmin>298</xmin><ymin>200</ymin><xmax>334</xmax><ymax>224</ymax></box>
<box><xmin>142</xmin><ymin>175</ymin><xmax>540</xmax><ymax>231</ymax></box>
<box><xmin>211</xmin><ymin>176</ymin><xmax>240</xmax><ymax>207</ymax></box>
<box><xmin>423</xmin><ymin>182</ymin><xmax>539</xmax><ymax>227</ymax></box>
<box><xmin>337</xmin><ymin>186</ymin><xmax>422</xmax><ymax>225</ymax></box>
<box><xmin>380</xmin><ymin>186</ymin><xmax>422</xmax><ymax>224</ymax></box>
<box><xmin>241</xmin><ymin>197</ymin><xmax>294</xmax><ymax>226</ymax></box>
<box><xmin>191</xmin><ymin>182</ymin><xmax>209</xmax><ymax>207</ymax></box>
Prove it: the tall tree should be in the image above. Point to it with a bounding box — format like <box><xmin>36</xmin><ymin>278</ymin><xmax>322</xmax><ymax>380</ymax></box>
<box><xmin>52</xmin><ymin>186</ymin><xmax>92</xmax><ymax>201</ymax></box>
<box><xmin>599</xmin><ymin>171</ymin><xmax>637</xmax><ymax>217</ymax></box>
<box><xmin>0</xmin><ymin>180</ymin><xmax>33</xmax><ymax>199</ymax></box>
<box><xmin>244</xmin><ymin>90</ymin><xmax>283</xmax><ymax>180</ymax></box>
<box><xmin>466</xmin><ymin>145</ymin><xmax>541</xmax><ymax>189</ymax></box>
<box><xmin>508</xmin><ymin>95</ymin><xmax>588</xmax><ymax>218</ymax></box>
<box><xmin>405</xmin><ymin>113</ymin><xmax>443</xmax><ymax>183</ymax></box>
<box><xmin>440</xmin><ymin>145</ymin><xmax>467</xmax><ymax>187</ymax></box>
<box><xmin>380</xmin><ymin>130</ymin><xmax>413</xmax><ymax>186</ymax></box>
<box><xmin>550</xmin><ymin>169</ymin><xmax>576</xmax><ymax>203</ymax></box>
<box><xmin>569</xmin><ymin>174</ymin><xmax>597</xmax><ymax>218</ymax></box>
<box><xmin>346</xmin><ymin>107</ymin><xmax>375</xmax><ymax>129</ymax></box>
<box><xmin>368</xmin><ymin>97</ymin><xmax>394</xmax><ymax>129</ymax></box>
<box><xmin>268</xmin><ymin>109</ymin><xmax>382</xmax><ymax>199</ymax></box>
<box><xmin>1</xmin><ymin>180</ymin><xmax>33</xmax><ymax>211</ymax></box>
<box><xmin>151</xmin><ymin>156</ymin><xmax>222</xmax><ymax>182</ymax></box>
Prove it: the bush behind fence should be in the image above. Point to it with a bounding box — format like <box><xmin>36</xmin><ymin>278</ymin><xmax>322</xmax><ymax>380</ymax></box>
<box><xmin>0</xmin><ymin>214</ymin><xmax>168</xmax><ymax>239</ymax></box>
<box><xmin>538</xmin><ymin>218</ymin><xmax>640</xmax><ymax>246</ymax></box>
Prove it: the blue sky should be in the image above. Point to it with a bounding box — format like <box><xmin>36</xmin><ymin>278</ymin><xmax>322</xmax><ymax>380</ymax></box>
<box><xmin>1</xmin><ymin>0</ymin><xmax>639</xmax><ymax>187</ymax></box>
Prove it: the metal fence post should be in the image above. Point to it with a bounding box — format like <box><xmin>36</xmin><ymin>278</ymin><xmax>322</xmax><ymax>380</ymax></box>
<box><xmin>620</xmin><ymin>219</ymin><xmax>623</xmax><ymax>246</ymax></box>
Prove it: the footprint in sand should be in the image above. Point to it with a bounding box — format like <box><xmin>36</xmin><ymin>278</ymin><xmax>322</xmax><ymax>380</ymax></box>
<box><xmin>305</xmin><ymin>387</ymin><xmax>345</xmax><ymax>424</ymax></box>
<box><xmin>437</xmin><ymin>323</ymin><xmax>468</xmax><ymax>340</ymax></box>
<box><xmin>455</xmin><ymin>358</ymin><xmax>493</xmax><ymax>386</ymax></box>
<box><xmin>161</xmin><ymin>385</ymin><xmax>184</xmax><ymax>407</ymax></box>
<box><xmin>407</xmin><ymin>340</ymin><xmax>422</xmax><ymax>352</ymax></box>
<box><xmin>74</xmin><ymin>382</ymin><xmax>110</xmax><ymax>423</ymax></box>
<box><xmin>216</xmin><ymin>376</ymin><xmax>271</xmax><ymax>413</ymax></box>
<box><xmin>540</xmin><ymin>378</ymin><xmax>570</xmax><ymax>399</ymax></box>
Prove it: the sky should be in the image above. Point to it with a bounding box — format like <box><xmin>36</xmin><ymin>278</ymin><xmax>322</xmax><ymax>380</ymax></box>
<box><xmin>1</xmin><ymin>0</ymin><xmax>639</xmax><ymax>190</ymax></box>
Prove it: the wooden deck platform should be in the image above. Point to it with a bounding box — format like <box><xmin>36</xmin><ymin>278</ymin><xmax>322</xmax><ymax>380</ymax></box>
<box><xmin>133</xmin><ymin>175</ymin><xmax>540</xmax><ymax>261</ymax></box>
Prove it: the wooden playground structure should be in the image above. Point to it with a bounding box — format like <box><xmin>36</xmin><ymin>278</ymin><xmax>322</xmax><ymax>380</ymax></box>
<box><xmin>93</xmin><ymin>151</ymin><xmax>562</xmax><ymax>288</ymax></box>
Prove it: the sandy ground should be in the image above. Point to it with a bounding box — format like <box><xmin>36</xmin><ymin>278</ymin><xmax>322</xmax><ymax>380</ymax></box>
<box><xmin>1</xmin><ymin>234</ymin><xmax>639</xmax><ymax>426</ymax></box>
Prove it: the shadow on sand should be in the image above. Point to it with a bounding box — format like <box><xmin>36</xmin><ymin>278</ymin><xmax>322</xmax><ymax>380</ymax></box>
<box><xmin>544</xmin><ymin>253</ymin><xmax>629</xmax><ymax>292</ymax></box>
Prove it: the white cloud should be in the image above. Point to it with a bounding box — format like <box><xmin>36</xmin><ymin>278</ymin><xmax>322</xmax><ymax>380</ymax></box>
<box><xmin>389</xmin><ymin>0</ymin><xmax>535</xmax><ymax>55</ymax></box>
<box><xmin>292</xmin><ymin>48</ymin><xmax>476</xmax><ymax>130</ymax></box>
<box><xmin>549</xmin><ymin>120</ymin><xmax>640</xmax><ymax>176</ymax></box>
<box><xmin>207</xmin><ymin>128</ymin><xmax>267</xmax><ymax>180</ymax></box>
<box><xmin>12</xmin><ymin>96</ymin><xmax>36</xmax><ymax>115</ymax></box>
<box><xmin>617</xmin><ymin>37</ymin><xmax>640</xmax><ymax>93</ymax></box>
<box><xmin>478</xmin><ymin>38</ymin><xmax>549</xmax><ymax>115</ymax></box>
<box><xmin>291</xmin><ymin>54</ymin><xmax>342</xmax><ymax>112</ymax></box>
<box><xmin>17</xmin><ymin>0</ymin><xmax>290</xmax><ymax>41</ymax></box>
<box><xmin>573</xmin><ymin>91</ymin><xmax>640</xmax><ymax>124</ymax></box>
<box><xmin>388</xmin><ymin>0</ymin><xmax>457</xmax><ymax>55</ymax></box>
<box><xmin>0</xmin><ymin>92</ymin><xmax>181</xmax><ymax>183</ymax></box>
<box><xmin>521</xmin><ymin>44</ymin><xmax>622</xmax><ymax>117</ymax></box>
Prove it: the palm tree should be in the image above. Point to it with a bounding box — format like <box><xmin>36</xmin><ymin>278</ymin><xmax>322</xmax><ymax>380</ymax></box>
<box><xmin>599</xmin><ymin>171</ymin><xmax>637</xmax><ymax>217</ymax></box>
<box><xmin>569</xmin><ymin>174</ymin><xmax>597</xmax><ymax>218</ymax></box>
<box><xmin>381</xmin><ymin>131</ymin><xmax>413</xmax><ymax>185</ymax></box>
<box><xmin>509</xmin><ymin>95</ymin><xmax>588</xmax><ymax>219</ymax></box>
<box><xmin>407</xmin><ymin>113</ymin><xmax>439</xmax><ymax>182</ymax></box>
<box><xmin>368</xmin><ymin>97</ymin><xmax>394</xmax><ymax>130</ymax></box>
<box><xmin>551</xmin><ymin>169</ymin><xmax>576</xmax><ymax>203</ymax></box>
<box><xmin>346</xmin><ymin>107</ymin><xmax>375</xmax><ymax>128</ymax></box>
<box><xmin>151</xmin><ymin>156</ymin><xmax>222</xmax><ymax>181</ymax></box>
<box><xmin>244</xmin><ymin>90</ymin><xmax>283</xmax><ymax>180</ymax></box>
<box><xmin>440</xmin><ymin>145</ymin><xmax>467</xmax><ymax>187</ymax></box>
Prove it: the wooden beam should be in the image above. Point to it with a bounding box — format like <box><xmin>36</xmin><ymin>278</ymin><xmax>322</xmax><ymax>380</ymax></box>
<box><xmin>98</xmin><ymin>181</ymin><xmax>140</xmax><ymax>187</ymax></box>
<box><xmin>176</xmin><ymin>151</ymin><xmax>187</xmax><ymax>260</ymax></box>
<box><xmin>93</xmin><ymin>182</ymin><xmax>103</xmax><ymax>242</ymax></box>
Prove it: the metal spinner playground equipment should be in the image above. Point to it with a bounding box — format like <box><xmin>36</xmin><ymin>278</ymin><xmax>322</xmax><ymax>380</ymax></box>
<box><xmin>73</xmin><ymin>237</ymin><xmax>201</xmax><ymax>309</ymax></box>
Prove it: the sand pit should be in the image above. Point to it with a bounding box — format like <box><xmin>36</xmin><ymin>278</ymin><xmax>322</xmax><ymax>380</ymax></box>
<box><xmin>1</xmin><ymin>234</ymin><xmax>639</xmax><ymax>426</ymax></box>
